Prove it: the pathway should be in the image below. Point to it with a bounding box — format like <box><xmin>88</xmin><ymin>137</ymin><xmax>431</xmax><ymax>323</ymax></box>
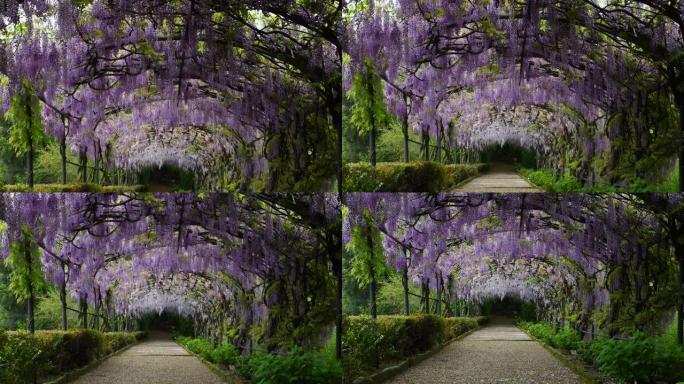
<box><xmin>69</xmin><ymin>331</ymin><xmax>227</xmax><ymax>384</ymax></box>
<box><xmin>454</xmin><ymin>163</ymin><xmax>541</xmax><ymax>192</ymax></box>
<box><xmin>389</xmin><ymin>317</ymin><xmax>580</xmax><ymax>383</ymax></box>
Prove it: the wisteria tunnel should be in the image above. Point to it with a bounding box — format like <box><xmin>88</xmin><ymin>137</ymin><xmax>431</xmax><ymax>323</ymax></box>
<box><xmin>0</xmin><ymin>193</ymin><xmax>341</xmax><ymax>383</ymax></box>
<box><xmin>343</xmin><ymin>0</ymin><xmax>684</xmax><ymax>192</ymax></box>
<box><xmin>343</xmin><ymin>193</ymin><xmax>684</xmax><ymax>383</ymax></box>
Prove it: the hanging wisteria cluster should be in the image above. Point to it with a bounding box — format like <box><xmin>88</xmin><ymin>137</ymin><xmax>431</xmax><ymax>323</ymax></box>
<box><xmin>344</xmin><ymin>193</ymin><xmax>684</xmax><ymax>335</ymax></box>
<box><xmin>345</xmin><ymin>0</ymin><xmax>682</xmax><ymax>184</ymax></box>
<box><xmin>0</xmin><ymin>192</ymin><xmax>341</xmax><ymax>351</ymax></box>
<box><xmin>0</xmin><ymin>1</ymin><xmax>342</xmax><ymax>190</ymax></box>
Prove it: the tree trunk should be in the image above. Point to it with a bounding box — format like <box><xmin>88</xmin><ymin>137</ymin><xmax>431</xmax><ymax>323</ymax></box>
<box><xmin>436</xmin><ymin>128</ymin><xmax>442</xmax><ymax>163</ymax></box>
<box><xmin>80</xmin><ymin>151</ymin><xmax>87</xmax><ymax>183</ymax></box>
<box><xmin>422</xmin><ymin>131</ymin><xmax>430</xmax><ymax>161</ymax></box>
<box><xmin>60</xmin><ymin>134</ymin><xmax>67</xmax><ymax>184</ymax></box>
<box><xmin>679</xmin><ymin>97</ymin><xmax>684</xmax><ymax>192</ymax></box>
<box><xmin>402</xmin><ymin>98</ymin><xmax>409</xmax><ymax>162</ymax></box>
<box><xmin>80</xmin><ymin>297</ymin><xmax>88</xmax><ymax>328</ymax></box>
<box><xmin>27</xmin><ymin>137</ymin><xmax>34</xmax><ymax>188</ymax></box>
<box><xmin>61</xmin><ymin>263</ymin><xmax>67</xmax><ymax>330</ymax></box>
<box><xmin>402</xmin><ymin>249</ymin><xmax>410</xmax><ymax>316</ymax></box>
<box><xmin>369</xmin><ymin>126</ymin><xmax>377</xmax><ymax>167</ymax></box>
<box><xmin>26</xmin><ymin>243</ymin><xmax>35</xmax><ymax>334</ymax></box>
<box><xmin>677</xmin><ymin>241</ymin><xmax>683</xmax><ymax>345</ymax></box>
<box><xmin>368</xmin><ymin>233</ymin><xmax>377</xmax><ymax>319</ymax></box>
<box><xmin>94</xmin><ymin>142</ymin><xmax>100</xmax><ymax>185</ymax></box>
<box><xmin>421</xmin><ymin>280</ymin><xmax>430</xmax><ymax>314</ymax></box>
<box><xmin>435</xmin><ymin>275</ymin><xmax>442</xmax><ymax>315</ymax></box>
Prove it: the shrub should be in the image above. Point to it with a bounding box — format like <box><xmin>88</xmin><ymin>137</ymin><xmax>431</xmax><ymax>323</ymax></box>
<box><xmin>343</xmin><ymin>161</ymin><xmax>486</xmax><ymax>192</ymax></box>
<box><xmin>247</xmin><ymin>347</ymin><xmax>341</xmax><ymax>384</ymax></box>
<box><xmin>0</xmin><ymin>329</ymin><xmax>140</xmax><ymax>384</ymax></box>
<box><xmin>519</xmin><ymin>169</ymin><xmax>582</xmax><ymax>192</ymax></box>
<box><xmin>549</xmin><ymin>327</ymin><xmax>581</xmax><ymax>351</ymax></box>
<box><xmin>343</xmin><ymin>315</ymin><xmax>486</xmax><ymax>382</ymax></box>
<box><xmin>519</xmin><ymin>321</ymin><xmax>556</xmax><ymax>344</ymax></box>
<box><xmin>589</xmin><ymin>332</ymin><xmax>684</xmax><ymax>383</ymax></box>
<box><xmin>209</xmin><ymin>341</ymin><xmax>242</xmax><ymax>366</ymax></box>
<box><xmin>184</xmin><ymin>337</ymin><xmax>215</xmax><ymax>360</ymax></box>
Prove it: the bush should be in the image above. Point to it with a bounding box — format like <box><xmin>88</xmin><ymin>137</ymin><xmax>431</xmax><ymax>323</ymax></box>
<box><xmin>519</xmin><ymin>168</ymin><xmax>583</xmax><ymax>192</ymax></box>
<box><xmin>343</xmin><ymin>315</ymin><xmax>486</xmax><ymax>382</ymax></box>
<box><xmin>550</xmin><ymin>327</ymin><xmax>581</xmax><ymax>351</ymax></box>
<box><xmin>518</xmin><ymin>321</ymin><xmax>556</xmax><ymax>344</ymax></box>
<box><xmin>247</xmin><ymin>347</ymin><xmax>341</xmax><ymax>384</ymax></box>
<box><xmin>589</xmin><ymin>332</ymin><xmax>684</xmax><ymax>383</ymax></box>
<box><xmin>176</xmin><ymin>337</ymin><xmax>339</xmax><ymax>384</ymax></box>
<box><xmin>0</xmin><ymin>329</ymin><xmax>141</xmax><ymax>384</ymax></box>
<box><xmin>343</xmin><ymin>161</ymin><xmax>486</xmax><ymax>192</ymax></box>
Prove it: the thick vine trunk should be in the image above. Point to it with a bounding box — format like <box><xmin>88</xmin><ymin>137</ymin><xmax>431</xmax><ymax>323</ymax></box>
<box><xmin>402</xmin><ymin>255</ymin><xmax>410</xmax><ymax>315</ymax></box>
<box><xmin>422</xmin><ymin>131</ymin><xmax>430</xmax><ymax>161</ymax></box>
<box><xmin>677</xmin><ymin>241</ymin><xmax>683</xmax><ymax>345</ymax></box>
<box><xmin>402</xmin><ymin>107</ymin><xmax>409</xmax><ymax>162</ymax></box>
<box><xmin>27</xmin><ymin>137</ymin><xmax>34</xmax><ymax>189</ymax></box>
<box><xmin>80</xmin><ymin>297</ymin><xmax>88</xmax><ymax>328</ymax></box>
<box><xmin>679</xmin><ymin>98</ymin><xmax>684</xmax><ymax>192</ymax></box>
<box><xmin>80</xmin><ymin>151</ymin><xmax>87</xmax><ymax>183</ymax></box>
<box><xmin>369</xmin><ymin>126</ymin><xmax>377</xmax><ymax>166</ymax></box>
<box><xmin>60</xmin><ymin>135</ymin><xmax>67</xmax><ymax>184</ymax></box>
<box><xmin>61</xmin><ymin>263</ymin><xmax>67</xmax><ymax>330</ymax></box>
<box><xmin>26</xmin><ymin>244</ymin><xmax>35</xmax><ymax>334</ymax></box>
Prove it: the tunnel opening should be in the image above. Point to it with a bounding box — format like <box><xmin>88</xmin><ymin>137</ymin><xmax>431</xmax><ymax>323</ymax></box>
<box><xmin>480</xmin><ymin>297</ymin><xmax>537</xmax><ymax>323</ymax></box>
<box><xmin>481</xmin><ymin>143</ymin><xmax>537</xmax><ymax>169</ymax></box>
<box><xmin>138</xmin><ymin>164</ymin><xmax>196</xmax><ymax>191</ymax></box>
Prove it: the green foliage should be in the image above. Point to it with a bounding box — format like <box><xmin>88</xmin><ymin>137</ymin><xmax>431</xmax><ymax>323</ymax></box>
<box><xmin>519</xmin><ymin>168</ymin><xmax>582</xmax><ymax>191</ymax></box>
<box><xmin>589</xmin><ymin>332</ymin><xmax>684</xmax><ymax>383</ymax></box>
<box><xmin>550</xmin><ymin>327</ymin><xmax>582</xmax><ymax>351</ymax></box>
<box><xmin>518</xmin><ymin>321</ymin><xmax>556</xmax><ymax>344</ymax></box>
<box><xmin>0</xmin><ymin>329</ymin><xmax>141</xmax><ymax>384</ymax></box>
<box><xmin>376</xmin><ymin>274</ymin><xmax>421</xmax><ymax>315</ymax></box>
<box><xmin>34</xmin><ymin>290</ymin><xmax>80</xmax><ymax>330</ymax></box>
<box><xmin>4</xmin><ymin>234</ymin><xmax>46</xmax><ymax>304</ymax></box>
<box><xmin>346</xmin><ymin>224</ymin><xmax>388</xmax><ymax>288</ymax></box>
<box><xmin>34</xmin><ymin>142</ymin><xmax>79</xmax><ymax>184</ymax></box>
<box><xmin>247</xmin><ymin>347</ymin><xmax>341</xmax><ymax>384</ymax></box>
<box><xmin>518</xmin><ymin>321</ymin><xmax>684</xmax><ymax>383</ymax></box>
<box><xmin>343</xmin><ymin>161</ymin><xmax>485</xmax><ymax>192</ymax></box>
<box><xmin>342</xmin><ymin>315</ymin><xmax>486</xmax><ymax>382</ymax></box>
<box><xmin>176</xmin><ymin>336</ymin><xmax>340</xmax><ymax>384</ymax></box>
<box><xmin>5</xmin><ymin>81</ymin><xmax>46</xmax><ymax>158</ymax></box>
<box><xmin>347</xmin><ymin>59</ymin><xmax>392</xmax><ymax>136</ymax></box>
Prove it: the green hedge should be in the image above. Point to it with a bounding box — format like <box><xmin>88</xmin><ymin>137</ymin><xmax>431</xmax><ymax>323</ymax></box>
<box><xmin>176</xmin><ymin>336</ymin><xmax>341</xmax><ymax>384</ymax></box>
<box><xmin>0</xmin><ymin>183</ymin><xmax>148</xmax><ymax>192</ymax></box>
<box><xmin>342</xmin><ymin>162</ymin><xmax>487</xmax><ymax>192</ymax></box>
<box><xmin>0</xmin><ymin>329</ymin><xmax>146</xmax><ymax>384</ymax></box>
<box><xmin>342</xmin><ymin>315</ymin><xmax>487</xmax><ymax>382</ymax></box>
<box><xmin>518</xmin><ymin>322</ymin><xmax>684</xmax><ymax>383</ymax></box>
<box><xmin>518</xmin><ymin>169</ymin><xmax>582</xmax><ymax>192</ymax></box>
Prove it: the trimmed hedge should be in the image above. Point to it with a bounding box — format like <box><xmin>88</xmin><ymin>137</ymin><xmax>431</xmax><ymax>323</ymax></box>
<box><xmin>176</xmin><ymin>336</ymin><xmax>341</xmax><ymax>384</ymax></box>
<box><xmin>0</xmin><ymin>329</ymin><xmax>147</xmax><ymax>384</ymax></box>
<box><xmin>0</xmin><ymin>183</ymin><xmax>148</xmax><ymax>192</ymax></box>
<box><xmin>342</xmin><ymin>162</ymin><xmax>487</xmax><ymax>192</ymax></box>
<box><xmin>342</xmin><ymin>315</ymin><xmax>488</xmax><ymax>382</ymax></box>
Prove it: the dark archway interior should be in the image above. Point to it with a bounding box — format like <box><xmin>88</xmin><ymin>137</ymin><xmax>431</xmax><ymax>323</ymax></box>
<box><xmin>138</xmin><ymin>164</ymin><xmax>196</xmax><ymax>191</ymax></box>
<box><xmin>481</xmin><ymin>297</ymin><xmax>537</xmax><ymax>322</ymax></box>
<box><xmin>481</xmin><ymin>143</ymin><xmax>537</xmax><ymax>169</ymax></box>
<box><xmin>138</xmin><ymin>312</ymin><xmax>195</xmax><ymax>336</ymax></box>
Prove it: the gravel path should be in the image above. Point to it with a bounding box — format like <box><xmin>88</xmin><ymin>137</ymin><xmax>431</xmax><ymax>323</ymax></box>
<box><xmin>69</xmin><ymin>332</ymin><xmax>226</xmax><ymax>384</ymax></box>
<box><xmin>389</xmin><ymin>317</ymin><xmax>580</xmax><ymax>384</ymax></box>
<box><xmin>454</xmin><ymin>163</ymin><xmax>541</xmax><ymax>192</ymax></box>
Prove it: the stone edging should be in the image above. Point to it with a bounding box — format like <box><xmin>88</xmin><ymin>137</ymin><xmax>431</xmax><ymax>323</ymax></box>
<box><xmin>177</xmin><ymin>343</ymin><xmax>245</xmax><ymax>384</ymax></box>
<box><xmin>42</xmin><ymin>340</ymin><xmax>141</xmax><ymax>384</ymax></box>
<box><xmin>352</xmin><ymin>326</ymin><xmax>483</xmax><ymax>384</ymax></box>
<box><xmin>517</xmin><ymin>327</ymin><xmax>608</xmax><ymax>384</ymax></box>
